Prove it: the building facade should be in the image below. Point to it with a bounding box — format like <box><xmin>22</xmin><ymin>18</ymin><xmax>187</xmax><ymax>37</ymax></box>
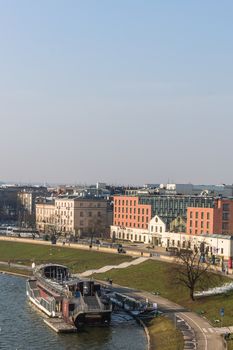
<box><xmin>186</xmin><ymin>198</ymin><xmax>233</xmax><ymax>235</ymax></box>
<box><xmin>54</xmin><ymin>197</ymin><xmax>109</xmax><ymax>236</ymax></box>
<box><xmin>113</xmin><ymin>196</ymin><xmax>151</xmax><ymax>230</ymax></box>
<box><xmin>36</xmin><ymin>200</ymin><xmax>55</xmax><ymax>232</ymax></box>
<box><xmin>36</xmin><ymin>197</ymin><xmax>110</xmax><ymax>237</ymax></box>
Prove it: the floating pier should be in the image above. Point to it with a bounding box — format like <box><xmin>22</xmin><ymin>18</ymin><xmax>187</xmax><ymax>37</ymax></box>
<box><xmin>43</xmin><ymin>318</ymin><xmax>77</xmax><ymax>333</ymax></box>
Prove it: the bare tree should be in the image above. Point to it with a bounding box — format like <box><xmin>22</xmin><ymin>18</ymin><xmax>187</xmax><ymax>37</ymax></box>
<box><xmin>172</xmin><ymin>250</ymin><xmax>215</xmax><ymax>301</ymax></box>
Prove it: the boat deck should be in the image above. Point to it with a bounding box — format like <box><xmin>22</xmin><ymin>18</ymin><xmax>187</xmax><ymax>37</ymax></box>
<box><xmin>43</xmin><ymin>318</ymin><xmax>77</xmax><ymax>333</ymax></box>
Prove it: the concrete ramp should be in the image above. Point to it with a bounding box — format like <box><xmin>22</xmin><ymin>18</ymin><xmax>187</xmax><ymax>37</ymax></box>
<box><xmin>79</xmin><ymin>257</ymin><xmax>148</xmax><ymax>277</ymax></box>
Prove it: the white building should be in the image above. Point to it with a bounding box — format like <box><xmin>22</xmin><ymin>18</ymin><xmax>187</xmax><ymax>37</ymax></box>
<box><xmin>111</xmin><ymin>213</ymin><xmax>233</xmax><ymax>259</ymax></box>
<box><xmin>149</xmin><ymin>215</ymin><xmax>233</xmax><ymax>259</ymax></box>
<box><xmin>110</xmin><ymin>225</ymin><xmax>151</xmax><ymax>244</ymax></box>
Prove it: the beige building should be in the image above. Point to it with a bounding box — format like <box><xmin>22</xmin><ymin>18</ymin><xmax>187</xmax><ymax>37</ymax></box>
<box><xmin>36</xmin><ymin>196</ymin><xmax>110</xmax><ymax>237</ymax></box>
<box><xmin>36</xmin><ymin>200</ymin><xmax>55</xmax><ymax>232</ymax></box>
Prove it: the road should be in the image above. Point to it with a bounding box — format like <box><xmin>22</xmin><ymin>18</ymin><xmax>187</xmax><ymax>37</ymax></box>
<box><xmin>101</xmin><ymin>282</ymin><xmax>225</xmax><ymax>350</ymax></box>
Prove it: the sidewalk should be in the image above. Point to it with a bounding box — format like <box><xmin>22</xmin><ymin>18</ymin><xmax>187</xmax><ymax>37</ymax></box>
<box><xmin>103</xmin><ymin>281</ymin><xmax>225</xmax><ymax>350</ymax></box>
<box><xmin>78</xmin><ymin>257</ymin><xmax>148</xmax><ymax>277</ymax></box>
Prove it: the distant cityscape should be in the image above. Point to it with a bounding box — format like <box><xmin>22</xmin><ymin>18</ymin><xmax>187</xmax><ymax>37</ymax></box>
<box><xmin>1</xmin><ymin>181</ymin><xmax>233</xmax><ymax>261</ymax></box>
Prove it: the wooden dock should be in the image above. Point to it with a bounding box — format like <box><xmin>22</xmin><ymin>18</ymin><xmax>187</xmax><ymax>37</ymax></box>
<box><xmin>43</xmin><ymin>318</ymin><xmax>77</xmax><ymax>333</ymax></box>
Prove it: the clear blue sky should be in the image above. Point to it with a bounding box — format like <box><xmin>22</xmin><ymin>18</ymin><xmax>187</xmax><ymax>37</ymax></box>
<box><xmin>1</xmin><ymin>1</ymin><xmax>233</xmax><ymax>185</ymax></box>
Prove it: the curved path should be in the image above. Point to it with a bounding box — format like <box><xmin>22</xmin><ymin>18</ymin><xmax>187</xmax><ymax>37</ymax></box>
<box><xmin>102</xmin><ymin>282</ymin><xmax>225</xmax><ymax>350</ymax></box>
<box><xmin>79</xmin><ymin>257</ymin><xmax>148</xmax><ymax>277</ymax></box>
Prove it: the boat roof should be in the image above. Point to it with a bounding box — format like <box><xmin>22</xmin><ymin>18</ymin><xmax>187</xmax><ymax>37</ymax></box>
<box><xmin>35</xmin><ymin>263</ymin><xmax>69</xmax><ymax>270</ymax></box>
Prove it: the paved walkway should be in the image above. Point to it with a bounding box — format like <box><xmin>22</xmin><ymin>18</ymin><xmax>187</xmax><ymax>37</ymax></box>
<box><xmin>79</xmin><ymin>257</ymin><xmax>148</xmax><ymax>277</ymax></box>
<box><xmin>102</xmin><ymin>282</ymin><xmax>225</xmax><ymax>350</ymax></box>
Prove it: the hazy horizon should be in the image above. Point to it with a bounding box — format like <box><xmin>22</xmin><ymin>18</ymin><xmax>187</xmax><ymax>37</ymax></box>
<box><xmin>1</xmin><ymin>1</ymin><xmax>233</xmax><ymax>184</ymax></box>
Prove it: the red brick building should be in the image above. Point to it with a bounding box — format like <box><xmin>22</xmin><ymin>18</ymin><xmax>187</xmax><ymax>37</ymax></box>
<box><xmin>187</xmin><ymin>198</ymin><xmax>233</xmax><ymax>235</ymax></box>
<box><xmin>113</xmin><ymin>196</ymin><xmax>151</xmax><ymax>229</ymax></box>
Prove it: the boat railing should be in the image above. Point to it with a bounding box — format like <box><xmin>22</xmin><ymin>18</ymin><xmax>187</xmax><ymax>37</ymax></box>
<box><xmin>74</xmin><ymin>293</ymin><xmax>89</xmax><ymax>313</ymax></box>
<box><xmin>40</xmin><ymin>297</ymin><xmax>56</xmax><ymax>314</ymax></box>
<box><xmin>27</xmin><ymin>281</ymin><xmax>56</xmax><ymax>314</ymax></box>
<box><xmin>95</xmin><ymin>293</ymin><xmax>106</xmax><ymax>311</ymax></box>
<box><xmin>36</xmin><ymin>275</ymin><xmax>64</xmax><ymax>296</ymax></box>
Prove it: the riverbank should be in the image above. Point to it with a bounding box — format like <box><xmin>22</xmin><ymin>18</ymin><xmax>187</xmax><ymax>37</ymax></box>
<box><xmin>145</xmin><ymin>316</ymin><xmax>183</xmax><ymax>350</ymax></box>
<box><xmin>0</xmin><ymin>240</ymin><xmax>132</xmax><ymax>273</ymax></box>
<box><xmin>0</xmin><ymin>266</ymin><xmax>30</xmax><ymax>277</ymax></box>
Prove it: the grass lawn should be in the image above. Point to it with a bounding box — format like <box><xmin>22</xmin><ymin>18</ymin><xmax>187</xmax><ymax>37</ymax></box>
<box><xmin>227</xmin><ymin>340</ymin><xmax>233</xmax><ymax>350</ymax></box>
<box><xmin>146</xmin><ymin>315</ymin><xmax>183</xmax><ymax>350</ymax></box>
<box><xmin>95</xmin><ymin>260</ymin><xmax>233</xmax><ymax>326</ymax></box>
<box><xmin>0</xmin><ymin>241</ymin><xmax>132</xmax><ymax>273</ymax></box>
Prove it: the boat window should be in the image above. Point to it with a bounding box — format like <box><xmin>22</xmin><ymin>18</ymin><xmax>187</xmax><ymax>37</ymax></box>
<box><xmin>69</xmin><ymin>304</ymin><xmax>75</xmax><ymax>312</ymax></box>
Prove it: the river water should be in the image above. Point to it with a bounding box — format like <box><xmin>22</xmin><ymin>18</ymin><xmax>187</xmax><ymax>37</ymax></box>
<box><xmin>0</xmin><ymin>274</ymin><xmax>146</xmax><ymax>350</ymax></box>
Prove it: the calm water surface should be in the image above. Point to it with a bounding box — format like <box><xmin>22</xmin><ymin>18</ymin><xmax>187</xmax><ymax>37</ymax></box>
<box><xmin>0</xmin><ymin>275</ymin><xmax>146</xmax><ymax>350</ymax></box>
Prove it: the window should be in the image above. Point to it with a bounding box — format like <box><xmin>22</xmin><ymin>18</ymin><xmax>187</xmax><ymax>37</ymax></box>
<box><xmin>223</xmin><ymin>212</ymin><xmax>229</xmax><ymax>221</ymax></box>
<box><xmin>207</xmin><ymin>212</ymin><xmax>210</xmax><ymax>220</ymax></box>
<box><xmin>222</xmin><ymin>222</ymin><xmax>229</xmax><ymax>230</ymax></box>
<box><xmin>160</xmin><ymin>227</ymin><xmax>162</xmax><ymax>233</ymax></box>
<box><xmin>221</xmin><ymin>248</ymin><xmax>224</xmax><ymax>254</ymax></box>
<box><xmin>190</xmin><ymin>220</ymin><xmax>192</xmax><ymax>227</ymax></box>
<box><xmin>207</xmin><ymin>222</ymin><xmax>209</xmax><ymax>229</ymax></box>
<box><xmin>195</xmin><ymin>212</ymin><xmax>198</xmax><ymax>219</ymax></box>
<box><xmin>195</xmin><ymin>221</ymin><xmax>198</xmax><ymax>228</ymax></box>
<box><xmin>190</xmin><ymin>212</ymin><xmax>193</xmax><ymax>219</ymax></box>
<box><xmin>201</xmin><ymin>212</ymin><xmax>204</xmax><ymax>220</ymax></box>
<box><xmin>201</xmin><ymin>221</ymin><xmax>203</xmax><ymax>228</ymax></box>
<box><xmin>223</xmin><ymin>203</ymin><xmax>229</xmax><ymax>211</ymax></box>
<box><xmin>80</xmin><ymin>212</ymin><xmax>83</xmax><ymax>217</ymax></box>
